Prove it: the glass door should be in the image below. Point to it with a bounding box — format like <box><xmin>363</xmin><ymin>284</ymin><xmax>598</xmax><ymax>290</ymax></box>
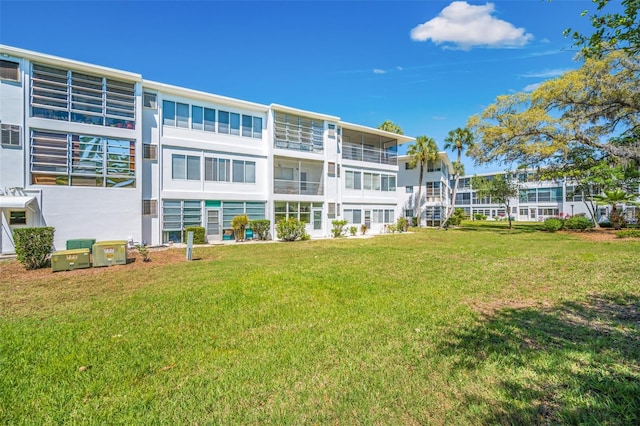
<box><xmin>206</xmin><ymin>209</ymin><xmax>221</xmax><ymax>241</ymax></box>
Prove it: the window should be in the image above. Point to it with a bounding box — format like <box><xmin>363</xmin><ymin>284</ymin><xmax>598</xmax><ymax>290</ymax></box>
<box><xmin>163</xmin><ymin>101</ymin><xmax>175</xmax><ymax>126</ymax></box>
<box><xmin>1</xmin><ymin>124</ymin><xmax>21</xmax><ymax>146</ymax></box>
<box><xmin>192</xmin><ymin>106</ymin><xmax>203</xmax><ymax>130</ymax></box>
<box><xmin>9</xmin><ymin>211</ymin><xmax>26</xmax><ymax>225</ymax></box>
<box><xmin>242</xmin><ymin>115</ymin><xmax>253</xmax><ymax>137</ymax></box>
<box><xmin>143</xmin><ymin>92</ymin><xmax>157</xmax><ymax>109</ymax></box>
<box><xmin>273</xmin><ymin>111</ymin><xmax>324</xmax><ymax>152</ymax></box>
<box><xmin>171</xmin><ymin>154</ymin><xmax>200</xmax><ymax>181</ymax></box>
<box><xmin>143</xmin><ymin>144</ymin><xmax>157</xmax><ymax>160</ymax></box>
<box><xmin>30</xmin><ymin>130</ymin><xmax>135</xmax><ymax>187</ymax></box>
<box><xmin>162</xmin><ymin>200</ymin><xmax>202</xmax><ymax>243</ymax></box>
<box><xmin>328</xmin><ymin>202</ymin><xmax>336</xmax><ymax>218</ymax></box>
<box><xmin>344</xmin><ymin>209</ymin><xmax>362</xmax><ymax>224</ymax></box>
<box><xmin>381</xmin><ymin>175</ymin><xmax>396</xmax><ymax>191</ymax></box>
<box><xmin>176</xmin><ymin>103</ymin><xmax>189</xmax><ymax>128</ymax></box>
<box><xmin>345</xmin><ymin>170</ymin><xmax>361</xmax><ymax>190</ymax></box>
<box><xmin>230</xmin><ymin>112</ymin><xmax>240</xmax><ymax>136</ymax></box>
<box><xmin>0</xmin><ymin>60</ymin><xmax>20</xmax><ymax>82</ymax></box>
<box><xmin>218</xmin><ymin>111</ymin><xmax>230</xmax><ymax>134</ymax></box>
<box><xmin>406</xmin><ymin>186</ymin><xmax>413</xmax><ymax>193</ymax></box>
<box><xmin>204</xmin><ymin>108</ymin><xmax>215</xmax><ymax>132</ymax></box>
<box><xmin>143</xmin><ymin>199</ymin><xmax>157</xmax><ymax>216</ymax></box>
<box><xmin>223</xmin><ymin>201</ymin><xmax>266</xmax><ymax>228</ymax></box>
<box><xmin>204</xmin><ymin>157</ymin><xmax>231</xmax><ymax>182</ymax></box>
<box><xmin>328</xmin><ymin>162</ymin><xmax>336</xmax><ymax>177</ymax></box>
<box><xmin>252</xmin><ymin>117</ymin><xmax>262</xmax><ymax>139</ymax></box>
<box><xmin>232</xmin><ymin>160</ymin><xmax>256</xmax><ymax>183</ymax></box>
<box><xmin>328</xmin><ymin>123</ymin><xmax>336</xmax><ymax>139</ymax></box>
<box><xmin>31</xmin><ymin>64</ymin><xmax>135</xmax><ymax>128</ymax></box>
<box><xmin>455</xmin><ymin>193</ymin><xmax>471</xmax><ymax>204</ymax></box>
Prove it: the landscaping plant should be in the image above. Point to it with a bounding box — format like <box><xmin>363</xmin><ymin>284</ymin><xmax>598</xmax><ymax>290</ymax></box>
<box><xmin>13</xmin><ymin>227</ymin><xmax>54</xmax><ymax>270</ymax></box>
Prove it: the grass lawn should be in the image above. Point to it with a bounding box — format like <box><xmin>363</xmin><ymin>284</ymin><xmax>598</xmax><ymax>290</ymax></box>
<box><xmin>1</xmin><ymin>222</ymin><xmax>639</xmax><ymax>424</ymax></box>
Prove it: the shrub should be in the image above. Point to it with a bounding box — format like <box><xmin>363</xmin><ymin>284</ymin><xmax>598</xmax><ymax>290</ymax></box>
<box><xmin>360</xmin><ymin>224</ymin><xmax>367</xmax><ymax>235</ymax></box>
<box><xmin>599</xmin><ymin>221</ymin><xmax>613</xmax><ymax>228</ymax></box>
<box><xmin>13</xmin><ymin>227</ymin><xmax>55</xmax><ymax>270</ymax></box>
<box><xmin>564</xmin><ymin>216</ymin><xmax>594</xmax><ymax>231</ymax></box>
<box><xmin>184</xmin><ymin>226</ymin><xmax>205</xmax><ymax>244</ymax></box>
<box><xmin>231</xmin><ymin>214</ymin><xmax>249</xmax><ymax>240</ymax></box>
<box><xmin>331</xmin><ymin>219</ymin><xmax>347</xmax><ymax>238</ymax></box>
<box><xmin>542</xmin><ymin>218</ymin><xmax>564</xmax><ymax>232</ymax></box>
<box><xmin>411</xmin><ymin>217</ymin><xmax>418</xmax><ymax>227</ymax></box>
<box><xmin>615</xmin><ymin>229</ymin><xmax>640</xmax><ymax>238</ymax></box>
<box><xmin>276</xmin><ymin>217</ymin><xmax>307</xmax><ymax>242</ymax></box>
<box><xmin>349</xmin><ymin>226</ymin><xmax>358</xmax><ymax>236</ymax></box>
<box><xmin>446</xmin><ymin>208</ymin><xmax>468</xmax><ymax>227</ymax></box>
<box><xmin>387</xmin><ymin>223</ymin><xmax>397</xmax><ymax>233</ymax></box>
<box><xmin>135</xmin><ymin>244</ymin><xmax>151</xmax><ymax>262</ymax></box>
<box><xmin>250</xmin><ymin>219</ymin><xmax>271</xmax><ymax>240</ymax></box>
<box><xmin>396</xmin><ymin>217</ymin><xmax>408</xmax><ymax>233</ymax></box>
<box><xmin>473</xmin><ymin>213</ymin><xmax>487</xmax><ymax>221</ymax></box>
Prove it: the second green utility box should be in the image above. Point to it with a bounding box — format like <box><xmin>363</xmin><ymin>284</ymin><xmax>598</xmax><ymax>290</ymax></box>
<box><xmin>92</xmin><ymin>240</ymin><xmax>128</xmax><ymax>267</ymax></box>
<box><xmin>51</xmin><ymin>248</ymin><xmax>91</xmax><ymax>272</ymax></box>
<box><xmin>66</xmin><ymin>238</ymin><xmax>96</xmax><ymax>252</ymax></box>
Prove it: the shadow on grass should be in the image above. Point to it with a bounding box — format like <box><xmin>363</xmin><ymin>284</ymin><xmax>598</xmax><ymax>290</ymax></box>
<box><xmin>439</xmin><ymin>294</ymin><xmax>640</xmax><ymax>424</ymax></box>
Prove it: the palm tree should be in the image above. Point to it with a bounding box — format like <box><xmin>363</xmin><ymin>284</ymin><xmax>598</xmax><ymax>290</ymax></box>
<box><xmin>440</xmin><ymin>127</ymin><xmax>475</xmax><ymax>229</ymax></box>
<box><xmin>377</xmin><ymin>120</ymin><xmax>404</xmax><ymax>135</ymax></box>
<box><xmin>407</xmin><ymin>136</ymin><xmax>438</xmax><ymax>227</ymax></box>
<box><xmin>592</xmin><ymin>189</ymin><xmax>638</xmax><ymax>229</ymax></box>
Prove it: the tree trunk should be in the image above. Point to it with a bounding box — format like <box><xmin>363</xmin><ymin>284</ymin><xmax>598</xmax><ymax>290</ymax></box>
<box><xmin>416</xmin><ymin>165</ymin><xmax>424</xmax><ymax>227</ymax></box>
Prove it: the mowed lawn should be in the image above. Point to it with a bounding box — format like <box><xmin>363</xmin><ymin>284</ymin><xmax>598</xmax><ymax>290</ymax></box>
<box><xmin>1</xmin><ymin>223</ymin><xmax>639</xmax><ymax>424</ymax></box>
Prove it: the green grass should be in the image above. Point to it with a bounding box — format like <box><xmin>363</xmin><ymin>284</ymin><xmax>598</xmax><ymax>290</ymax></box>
<box><xmin>1</xmin><ymin>223</ymin><xmax>639</xmax><ymax>424</ymax></box>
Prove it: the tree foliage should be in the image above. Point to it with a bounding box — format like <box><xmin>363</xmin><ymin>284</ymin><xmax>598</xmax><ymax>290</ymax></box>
<box><xmin>407</xmin><ymin>135</ymin><xmax>439</xmax><ymax>225</ymax></box>
<box><xmin>471</xmin><ymin>175</ymin><xmax>519</xmax><ymax>229</ymax></box>
<box><xmin>565</xmin><ymin>0</ymin><xmax>640</xmax><ymax>58</ymax></box>
<box><xmin>468</xmin><ymin>51</ymin><xmax>640</xmax><ymax>166</ymax></box>
<box><xmin>377</xmin><ymin>120</ymin><xmax>404</xmax><ymax>135</ymax></box>
<box><xmin>592</xmin><ymin>189</ymin><xmax>639</xmax><ymax>229</ymax></box>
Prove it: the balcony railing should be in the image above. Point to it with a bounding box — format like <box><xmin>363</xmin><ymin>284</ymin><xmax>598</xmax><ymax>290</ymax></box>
<box><xmin>342</xmin><ymin>143</ymin><xmax>397</xmax><ymax>165</ymax></box>
<box><xmin>274</xmin><ymin>139</ymin><xmax>323</xmax><ymax>154</ymax></box>
<box><xmin>274</xmin><ymin>179</ymin><xmax>323</xmax><ymax>196</ymax></box>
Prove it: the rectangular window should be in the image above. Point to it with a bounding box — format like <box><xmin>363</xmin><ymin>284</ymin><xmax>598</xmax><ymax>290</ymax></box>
<box><xmin>230</xmin><ymin>112</ymin><xmax>240</xmax><ymax>136</ymax></box>
<box><xmin>9</xmin><ymin>211</ymin><xmax>27</xmax><ymax>225</ymax></box>
<box><xmin>537</xmin><ymin>189</ymin><xmax>551</xmax><ymax>202</ymax></box>
<box><xmin>328</xmin><ymin>123</ymin><xmax>336</xmax><ymax>139</ymax></box>
<box><xmin>172</xmin><ymin>154</ymin><xmax>200</xmax><ymax>181</ymax></box>
<box><xmin>162</xmin><ymin>200</ymin><xmax>202</xmax><ymax>243</ymax></box>
<box><xmin>192</xmin><ymin>106</ymin><xmax>203</xmax><ymax>130</ymax></box>
<box><xmin>252</xmin><ymin>117</ymin><xmax>262</xmax><ymax>139</ymax></box>
<box><xmin>232</xmin><ymin>160</ymin><xmax>256</xmax><ymax>183</ymax></box>
<box><xmin>328</xmin><ymin>202</ymin><xmax>336</xmax><ymax>218</ymax></box>
<box><xmin>204</xmin><ymin>108</ymin><xmax>215</xmax><ymax>132</ymax></box>
<box><xmin>31</xmin><ymin>130</ymin><xmax>135</xmax><ymax>187</ymax></box>
<box><xmin>143</xmin><ymin>144</ymin><xmax>157</xmax><ymax>160</ymax></box>
<box><xmin>142</xmin><ymin>199</ymin><xmax>157</xmax><ymax>216</ymax></box>
<box><xmin>176</xmin><ymin>103</ymin><xmax>189</xmax><ymax>128</ymax></box>
<box><xmin>381</xmin><ymin>175</ymin><xmax>396</xmax><ymax>191</ymax></box>
<box><xmin>345</xmin><ymin>170</ymin><xmax>362</xmax><ymax>190</ymax></box>
<box><xmin>273</xmin><ymin>111</ymin><xmax>324</xmax><ymax>152</ymax></box>
<box><xmin>1</xmin><ymin>124</ymin><xmax>21</xmax><ymax>146</ymax></box>
<box><xmin>406</xmin><ymin>186</ymin><xmax>413</xmax><ymax>193</ymax></box>
<box><xmin>0</xmin><ymin>60</ymin><xmax>19</xmax><ymax>82</ymax></box>
<box><xmin>163</xmin><ymin>100</ymin><xmax>175</xmax><ymax>126</ymax></box>
<box><xmin>143</xmin><ymin>92</ymin><xmax>157</xmax><ymax>109</ymax></box>
<box><xmin>328</xmin><ymin>162</ymin><xmax>336</xmax><ymax>177</ymax></box>
<box><xmin>218</xmin><ymin>111</ymin><xmax>229</xmax><ymax>134</ymax></box>
<box><xmin>204</xmin><ymin>157</ymin><xmax>231</xmax><ymax>182</ymax></box>
<box><xmin>242</xmin><ymin>115</ymin><xmax>253</xmax><ymax>137</ymax></box>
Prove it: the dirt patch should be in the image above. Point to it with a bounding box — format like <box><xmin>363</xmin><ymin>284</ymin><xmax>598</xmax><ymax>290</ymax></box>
<box><xmin>1</xmin><ymin>246</ymin><xmax>196</xmax><ymax>283</ymax></box>
<box><xmin>560</xmin><ymin>228</ymin><xmax>623</xmax><ymax>242</ymax></box>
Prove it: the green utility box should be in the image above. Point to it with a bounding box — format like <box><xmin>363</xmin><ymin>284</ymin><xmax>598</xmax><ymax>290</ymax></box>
<box><xmin>51</xmin><ymin>248</ymin><xmax>91</xmax><ymax>272</ymax></box>
<box><xmin>66</xmin><ymin>238</ymin><xmax>96</xmax><ymax>252</ymax></box>
<box><xmin>92</xmin><ymin>240</ymin><xmax>128</xmax><ymax>267</ymax></box>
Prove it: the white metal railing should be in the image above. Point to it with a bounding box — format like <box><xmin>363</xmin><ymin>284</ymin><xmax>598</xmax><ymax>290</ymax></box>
<box><xmin>342</xmin><ymin>143</ymin><xmax>397</xmax><ymax>165</ymax></box>
<box><xmin>273</xmin><ymin>179</ymin><xmax>323</xmax><ymax>195</ymax></box>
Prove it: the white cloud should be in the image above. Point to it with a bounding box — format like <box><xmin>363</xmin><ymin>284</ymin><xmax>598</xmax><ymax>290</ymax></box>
<box><xmin>410</xmin><ymin>1</ymin><xmax>533</xmax><ymax>50</ymax></box>
<box><xmin>397</xmin><ymin>66</ymin><xmax>404</xmax><ymax>71</ymax></box>
<box><xmin>373</xmin><ymin>69</ymin><xmax>386</xmax><ymax>74</ymax></box>
<box><xmin>520</xmin><ymin>68</ymin><xmax>570</xmax><ymax>78</ymax></box>
<box><xmin>523</xmin><ymin>82</ymin><xmax>542</xmax><ymax>92</ymax></box>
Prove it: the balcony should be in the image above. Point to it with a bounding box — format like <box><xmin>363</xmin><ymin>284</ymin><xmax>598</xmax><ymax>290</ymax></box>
<box><xmin>273</xmin><ymin>179</ymin><xmax>323</xmax><ymax>196</ymax></box>
<box><xmin>342</xmin><ymin>143</ymin><xmax>397</xmax><ymax>165</ymax></box>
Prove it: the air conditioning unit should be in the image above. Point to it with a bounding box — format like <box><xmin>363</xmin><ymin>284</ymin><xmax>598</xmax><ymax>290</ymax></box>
<box><xmin>51</xmin><ymin>249</ymin><xmax>91</xmax><ymax>272</ymax></box>
<box><xmin>66</xmin><ymin>239</ymin><xmax>96</xmax><ymax>252</ymax></box>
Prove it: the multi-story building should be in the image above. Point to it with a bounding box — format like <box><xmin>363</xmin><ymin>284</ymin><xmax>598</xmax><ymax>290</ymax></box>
<box><xmin>396</xmin><ymin>153</ymin><xmax>454</xmax><ymax>227</ymax></box>
<box><xmin>0</xmin><ymin>45</ymin><xmax>413</xmax><ymax>254</ymax></box>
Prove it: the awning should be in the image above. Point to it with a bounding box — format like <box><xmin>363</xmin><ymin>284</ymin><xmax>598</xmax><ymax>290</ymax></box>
<box><xmin>0</xmin><ymin>196</ymin><xmax>36</xmax><ymax>209</ymax></box>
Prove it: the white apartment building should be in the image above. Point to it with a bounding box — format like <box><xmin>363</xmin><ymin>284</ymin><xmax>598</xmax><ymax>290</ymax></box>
<box><xmin>0</xmin><ymin>45</ymin><xmax>413</xmax><ymax>254</ymax></box>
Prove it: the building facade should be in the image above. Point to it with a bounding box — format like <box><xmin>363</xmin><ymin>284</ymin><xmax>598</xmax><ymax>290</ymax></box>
<box><xmin>0</xmin><ymin>45</ymin><xmax>413</xmax><ymax>254</ymax></box>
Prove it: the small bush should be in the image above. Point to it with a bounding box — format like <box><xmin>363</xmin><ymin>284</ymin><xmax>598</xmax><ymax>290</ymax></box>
<box><xmin>396</xmin><ymin>217</ymin><xmax>408</xmax><ymax>233</ymax></box>
<box><xmin>599</xmin><ymin>221</ymin><xmax>613</xmax><ymax>228</ymax></box>
<box><xmin>276</xmin><ymin>217</ymin><xmax>307</xmax><ymax>242</ymax></box>
<box><xmin>250</xmin><ymin>219</ymin><xmax>271</xmax><ymax>240</ymax></box>
<box><xmin>331</xmin><ymin>219</ymin><xmax>347</xmax><ymax>238</ymax></box>
<box><xmin>564</xmin><ymin>216</ymin><xmax>594</xmax><ymax>231</ymax></box>
<box><xmin>473</xmin><ymin>213</ymin><xmax>487</xmax><ymax>221</ymax></box>
<box><xmin>387</xmin><ymin>223</ymin><xmax>397</xmax><ymax>233</ymax></box>
<box><xmin>615</xmin><ymin>229</ymin><xmax>640</xmax><ymax>238</ymax></box>
<box><xmin>446</xmin><ymin>208</ymin><xmax>468</xmax><ymax>227</ymax></box>
<box><xmin>360</xmin><ymin>224</ymin><xmax>367</xmax><ymax>235</ymax></box>
<box><xmin>231</xmin><ymin>214</ymin><xmax>249</xmax><ymax>240</ymax></box>
<box><xmin>135</xmin><ymin>244</ymin><xmax>151</xmax><ymax>262</ymax></box>
<box><xmin>411</xmin><ymin>217</ymin><xmax>418</xmax><ymax>227</ymax></box>
<box><xmin>13</xmin><ymin>227</ymin><xmax>55</xmax><ymax>270</ymax></box>
<box><xmin>349</xmin><ymin>226</ymin><xmax>358</xmax><ymax>236</ymax></box>
<box><xmin>542</xmin><ymin>218</ymin><xmax>564</xmax><ymax>232</ymax></box>
<box><xmin>184</xmin><ymin>226</ymin><xmax>205</xmax><ymax>244</ymax></box>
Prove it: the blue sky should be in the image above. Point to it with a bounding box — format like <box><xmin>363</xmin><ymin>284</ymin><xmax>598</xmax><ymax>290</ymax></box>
<box><xmin>0</xmin><ymin>0</ymin><xmax>615</xmax><ymax>174</ymax></box>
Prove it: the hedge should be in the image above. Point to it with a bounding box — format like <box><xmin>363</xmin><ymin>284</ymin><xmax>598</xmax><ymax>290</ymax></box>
<box><xmin>13</xmin><ymin>227</ymin><xmax>55</xmax><ymax>270</ymax></box>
